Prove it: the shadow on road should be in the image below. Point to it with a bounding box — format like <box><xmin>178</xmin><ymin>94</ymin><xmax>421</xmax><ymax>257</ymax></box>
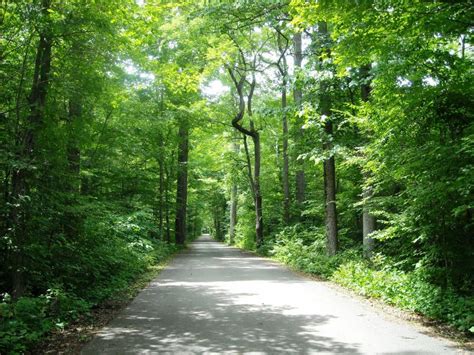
<box><xmin>82</xmin><ymin>236</ymin><xmax>456</xmax><ymax>354</ymax></box>
<box><xmin>83</xmin><ymin>236</ymin><xmax>360</xmax><ymax>353</ymax></box>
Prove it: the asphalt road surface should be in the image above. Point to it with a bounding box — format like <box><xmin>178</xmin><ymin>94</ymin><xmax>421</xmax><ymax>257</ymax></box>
<box><xmin>82</xmin><ymin>235</ymin><xmax>461</xmax><ymax>354</ymax></box>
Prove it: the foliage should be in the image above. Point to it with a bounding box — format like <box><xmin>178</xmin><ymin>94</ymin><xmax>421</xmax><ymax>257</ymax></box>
<box><xmin>1</xmin><ymin>0</ymin><xmax>473</xmax><ymax>350</ymax></box>
<box><xmin>0</xmin><ymin>290</ymin><xmax>89</xmax><ymax>354</ymax></box>
<box><xmin>332</xmin><ymin>260</ymin><xmax>474</xmax><ymax>333</ymax></box>
<box><xmin>0</xmin><ymin>210</ymin><xmax>178</xmax><ymax>354</ymax></box>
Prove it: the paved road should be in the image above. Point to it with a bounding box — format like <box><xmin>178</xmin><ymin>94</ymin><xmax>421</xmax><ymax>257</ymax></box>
<box><xmin>82</xmin><ymin>235</ymin><xmax>460</xmax><ymax>354</ymax></box>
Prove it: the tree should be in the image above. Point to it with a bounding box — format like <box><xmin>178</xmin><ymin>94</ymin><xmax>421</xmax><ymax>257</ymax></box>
<box><xmin>175</xmin><ymin>118</ymin><xmax>189</xmax><ymax>245</ymax></box>
<box><xmin>229</xmin><ymin>137</ymin><xmax>239</xmax><ymax>244</ymax></box>
<box><xmin>360</xmin><ymin>64</ymin><xmax>376</xmax><ymax>258</ymax></box>
<box><xmin>318</xmin><ymin>22</ymin><xmax>338</xmax><ymax>256</ymax></box>
<box><xmin>228</xmin><ymin>57</ymin><xmax>264</xmax><ymax>247</ymax></box>
<box><xmin>9</xmin><ymin>0</ymin><xmax>53</xmax><ymax>298</ymax></box>
<box><xmin>293</xmin><ymin>31</ymin><xmax>306</xmax><ymax>211</ymax></box>
<box><xmin>275</xmin><ymin>28</ymin><xmax>291</xmax><ymax>225</ymax></box>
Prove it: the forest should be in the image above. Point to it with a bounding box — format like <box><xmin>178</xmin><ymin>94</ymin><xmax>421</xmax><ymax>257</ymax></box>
<box><xmin>0</xmin><ymin>0</ymin><xmax>473</xmax><ymax>353</ymax></box>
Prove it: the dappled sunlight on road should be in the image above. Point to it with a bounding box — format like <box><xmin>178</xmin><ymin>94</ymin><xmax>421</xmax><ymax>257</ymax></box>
<box><xmin>82</xmin><ymin>236</ymin><xmax>457</xmax><ymax>354</ymax></box>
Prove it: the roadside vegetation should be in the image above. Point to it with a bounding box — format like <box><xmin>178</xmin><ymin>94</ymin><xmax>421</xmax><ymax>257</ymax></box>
<box><xmin>255</xmin><ymin>225</ymin><xmax>474</xmax><ymax>335</ymax></box>
<box><xmin>1</xmin><ymin>1</ymin><xmax>472</xmax><ymax>353</ymax></box>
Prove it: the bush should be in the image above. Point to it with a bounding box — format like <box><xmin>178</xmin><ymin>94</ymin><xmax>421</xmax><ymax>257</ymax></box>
<box><xmin>0</xmin><ymin>210</ymin><xmax>178</xmax><ymax>354</ymax></box>
<box><xmin>332</xmin><ymin>260</ymin><xmax>474</xmax><ymax>333</ymax></box>
<box><xmin>233</xmin><ymin>206</ymin><xmax>257</xmax><ymax>250</ymax></box>
<box><xmin>270</xmin><ymin>225</ymin><xmax>361</xmax><ymax>278</ymax></box>
<box><xmin>0</xmin><ymin>289</ymin><xmax>90</xmax><ymax>354</ymax></box>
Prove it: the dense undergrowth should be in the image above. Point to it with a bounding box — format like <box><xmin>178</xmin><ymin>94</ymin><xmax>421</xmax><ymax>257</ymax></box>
<box><xmin>231</xmin><ymin>225</ymin><xmax>474</xmax><ymax>336</ymax></box>
<box><xmin>0</xmin><ymin>210</ymin><xmax>179</xmax><ymax>354</ymax></box>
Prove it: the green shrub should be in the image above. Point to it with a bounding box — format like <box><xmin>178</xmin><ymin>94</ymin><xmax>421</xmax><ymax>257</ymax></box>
<box><xmin>332</xmin><ymin>259</ymin><xmax>474</xmax><ymax>333</ymax></box>
<box><xmin>234</xmin><ymin>207</ymin><xmax>257</xmax><ymax>250</ymax></box>
<box><xmin>270</xmin><ymin>225</ymin><xmax>361</xmax><ymax>278</ymax></box>
<box><xmin>0</xmin><ymin>289</ymin><xmax>90</xmax><ymax>354</ymax></box>
<box><xmin>0</xmin><ymin>210</ymin><xmax>178</xmax><ymax>354</ymax></box>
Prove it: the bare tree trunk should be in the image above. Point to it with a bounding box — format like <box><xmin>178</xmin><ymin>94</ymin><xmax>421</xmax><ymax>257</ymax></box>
<box><xmin>319</xmin><ymin>22</ymin><xmax>338</xmax><ymax>256</ymax></box>
<box><xmin>248</xmin><ymin>83</ymin><xmax>263</xmax><ymax>248</ymax></box>
<box><xmin>293</xmin><ymin>32</ymin><xmax>306</xmax><ymax>208</ymax></box>
<box><xmin>360</xmin><ymin>64</ymin><xmax>376</xmax><ymax>258</ymax></box>
<box><xmin>158</xmin><ymin>135</ymin><xmax>165</xmax><ymax>240</ymax></box>
<box><xmin>165</xmin><ymin>162</ymin><xmax>171</xmax><ymax>243</ymax></box>
<box><xmin>229</xmin><ymin>140</ymin><xmax>239</xmax><ymax>244</ymax></box>
<box><xmin>158</xmin><ymin>91</ymin><xmax>165</xmax><ymax>240</ymax></box>
<box><xmin>158</xmin><ymin>157</ymin><xmax>164</xmax><ymax>239</ymax></box>
<box><xmin>281</xmin><ymin>55</ymin><xmax>291</xmax><ymax>225</ymax></box>
<box><xmin>324</xmin><ymin>157</ymin><xmax>338</xmax><ymax>255</ymax></box>
<box><xmin>214</xmin><ymin>206</ymin><xmax>222</xmax><ymax>240</ymax></box>
<box><xmin>10</xmin><ymin>0</ymin><xmax>52</xmax><ymax>298</ymax></box>
<box><xmin>227</xmin><ymin>64</ymin><xmax>263</xmax><ymax>248</ymax></box>
<box><xmin>253</xmin><ymin>128</ymin><xmax>263</xmax><ymax>247</ymax></box>
<box><xmin>174</xmin><ymin>120</ymin><xmax>189</xmax><ymax>245</ymax></box>
<box><xmin>229</xmin><ymin>183</ymin><xmax>238</xmax><ymax>243</ymax></box>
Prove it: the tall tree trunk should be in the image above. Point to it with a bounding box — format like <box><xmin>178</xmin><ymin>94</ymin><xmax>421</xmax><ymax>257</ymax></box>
<box><xmin>158</xmin><ymin>91</ymin><xmax>165</xmax><ymax>240</ymax></box>
<box><xmin>293</xmin><ymin>32</ymin><xmax>306</xmax><ymax>209</ymax></box>
<box><xmin>248</xmin><ymin>86</ymin><xmax>263</xmax><ymax>247</ymax></box>
<box><xmin>214</xmin><ymin>206</ymin><xmax>221</xmax><ymax>240</ymax></box>
<box><xmin>158</xmin><ymin>141</ymin><xmax>164</xmax><ymax>240</ymax></box>
<box><xmin>229</xmin><ymin>140</ymin><xmax>239</xmax><ymax>244</ymax></box>
<box><xmin>10</xmin><ymin>0</ymin><xmax>52</xmax><ymax>298</ymax></box>
<box><xmin>323</xmin><ymin>119</ymin><xmax>338</xmax><ymax>256</ymax></box>
<box><xmin>227</xmin><ymin>65</ymin><xmax>263</xmax><ymax>248</ymax></box>
<box><xmin>280</xmin><ymin>48</ymin><xmax>290</xmax><ymax>225</ymax></box>
<box><xmin>319</xmin><ymin>22</ymin><xmax>338</xmax><ymax>256</ymax></box>
<box><xmin>360</xmin><ymin>64</ymin><xmax>376</xmax><ymax>258</ymax></box>
<box><xmin>165</xmin><ymin>162</ymin><xmax>171</xmax><ymax>243</ymax></box>
<box><xmin>174</xmin><ymin>120</ymin><xmax>189</xmax><ymax>245</ymax></box>
<box><xmin>158</xmin><ymin>158</ymin><xmax>164</xmax><ymax>239</ymax></box>
<box><xmin>252</xmin><ymin>128</ymin><xmax>263</xmax><ymax>247</ymax></box>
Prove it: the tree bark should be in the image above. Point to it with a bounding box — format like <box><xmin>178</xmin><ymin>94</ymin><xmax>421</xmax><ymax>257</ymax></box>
<box><xmin>158</xmin><ymin>137</ymin><xmax>165</xmax><ymax>240</ymax></box>
<box><xmin>228</xmin><ymin>64</ymin><xmax>263</xmax><ymax>248</ymax></box>
<box><xmin>323</xmin><ymin>141</ymin><xmax>338</xmax><ymax>255</ymax></box>
<box><xmin>174</xmin><ymin>119</ymin><xmax>189</xmax><ymax>245</ymax></box>
<box><xmin>10</xmin><ymin>0</ymin><xmax>52</xmax><ymax>298</ymax></box>
<box><xmin>214</xmin><ymin>205</ymin><xmax>222</xmax><ymax>240</ymax></box>
<box><xmin>278</xmin><ymin>33</ymin><xmax>290</xmax><ymax>225</ymax></box>
<box><xmin>229</xmin><ymin>140</ymin><xmax>239</xmax><ymax>244</ymax></box>
<box><xmin>158</xmin><ymin>157</ymin><xmax>164</xmax><ymax>239</ymax></box>
<box><xmin>319</xmin><ymin>22</ymin><xmax>338</xmax><ymax>256</ymax></box>
<box><xmin>165</xmin><ymin>162</ymin><xmax>171</xmax><ymax>243</ymax></box>
<box><xmin>360</xmin><ymin>64</ymin><xmax>376</xmax><ymax>258</ymax></box>
<box><xmin>252</xmin><ymin>125</ymin><xmax>263</xmax><ymax>247</ymax></box>
<box><xmin>323</xmin><ymin>123</ymin><xmax>338</xmax><ymax>256</ymax></box>
<box><xmin>293</xmin><ymin>32</ymin><xmax>306</xmax><ymax>208</ymax></box>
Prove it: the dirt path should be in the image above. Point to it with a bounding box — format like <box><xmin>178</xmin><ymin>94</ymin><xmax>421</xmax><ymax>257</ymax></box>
<box><xmin>82</xmin><ymin>235</ymin><xmax>461</xmax><ymax>354</ymax></box>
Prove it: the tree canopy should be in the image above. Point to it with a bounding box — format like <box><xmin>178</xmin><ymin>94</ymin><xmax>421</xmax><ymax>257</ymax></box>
<box><xmin>0</xmin><ymin>0</ymin><xmax>473</xmax><ymax>352</ymax></box>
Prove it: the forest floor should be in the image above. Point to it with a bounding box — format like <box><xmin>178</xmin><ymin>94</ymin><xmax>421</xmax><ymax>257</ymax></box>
<box><xmin>81</xmin><ymin>235</ymin><xmax>465</xmax><ymax>354</ymax></box>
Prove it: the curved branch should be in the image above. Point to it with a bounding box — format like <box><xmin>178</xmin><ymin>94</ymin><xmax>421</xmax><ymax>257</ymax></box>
<box><xmin>227</xmin><ymin>64</ymin><xmax>256</xmax><ymax>138</ymax></box>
